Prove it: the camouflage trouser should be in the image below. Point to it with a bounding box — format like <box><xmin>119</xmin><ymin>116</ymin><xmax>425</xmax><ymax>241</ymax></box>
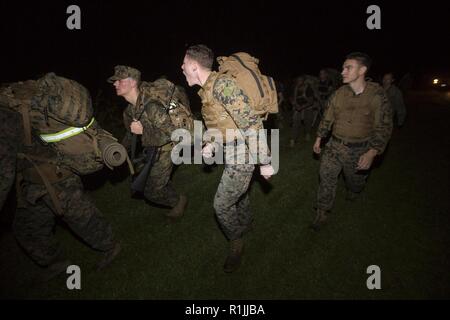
<box><xmin>317</xmin><ymin>139</ymin><xmax>370</xmax><ymax>211</ymax></box>
<box><xmin>144</xmin><ymin>149</ymin><xmax>179</xmax><ymax>208</ymax></box>
<box><xmin>14</xmin><ymin>174</ymin><xmax>115</xmax><ymax>266</ymax></box>
<box><xmin>292</xmin><ymin>108</ymin><xmax>318</xmax><ymax>141</ymax></box>
<box><xmin>214</xmin><ymin>163</ymin><xmax>255</xmax><ymax>241</ymax></box>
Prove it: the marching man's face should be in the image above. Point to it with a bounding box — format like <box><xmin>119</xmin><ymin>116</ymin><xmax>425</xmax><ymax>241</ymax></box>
<box><xmin>113</xmin><ymin>78</ymin><xmax>136</xmax><ymax>96</ymax></box>
<box><xmin>341</xmin><ymin>59</ymin><xmax>366</xmax><ymax>84</ymax></box>
<box><xmin>382</xmin><ymin>73</ymin><xmax>394</xmax><ymax>88</ymax></box>
<box><xmin>181</xmin><ymin>55</ymin><xmax>200</xmax><ymax>87</ymax></box>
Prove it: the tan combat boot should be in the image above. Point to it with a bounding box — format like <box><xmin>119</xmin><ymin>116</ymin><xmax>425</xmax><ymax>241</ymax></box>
<box><xmin>167</xmin><ymin>194</ymin><xmax>188</xmax><ymax>222</ymax></box>
<box><xmin>310</xmin><ymin>209</ymin><xmax>328</xmax><ymax>231</ymax></box>
<box><xmin>223</xmin><ymin>238</ymin><xmax>244</xmax><ymax>273</ymax></box>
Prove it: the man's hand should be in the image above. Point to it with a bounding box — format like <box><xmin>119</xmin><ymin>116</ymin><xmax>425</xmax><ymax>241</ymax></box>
<box><xmin>313</xmin><ymin>137</ymin><xmax>322</xmax><ymax>154</ymax></box>
<box><xmin>357</xmin><ymin>149</ymin><xmax>378</xmax><ymax>170</ymax></box>
<box><xmin>130</xmin><ymin>120</ymin><xmax>143</xmax><ymax>135</ymax></box>
<box><xmin>202</xmin><ymin>142</ymin><xmax>216</xmax><ymax>159</ymax></box>
<box><xmin>260</xmin><ymin>164</ymin><xmax>275</xmax><ymax>180</ymax></box>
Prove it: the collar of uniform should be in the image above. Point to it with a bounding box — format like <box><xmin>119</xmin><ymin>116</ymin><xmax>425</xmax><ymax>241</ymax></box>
<box><xmin>345</xmin><ymin>82</ymin><xmax>378</xmax><ymax>97</ymax></box>
<box><xmin>198</xmin><ymin>71</ymin><xmax>218</xmax><ymax>96</ymax></box>
<box><xmin>129</xmin><ymin>88</ymin><xmax>146</xmax><ymax>119</ymax></box>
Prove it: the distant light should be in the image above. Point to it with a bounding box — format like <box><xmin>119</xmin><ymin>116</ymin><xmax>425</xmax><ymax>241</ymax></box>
<box><xmin>433</xmin><ymin>79</ymin><xmax>439</xmax><ymax>84</ymax></box>
<box><xmin>441</xmin><ymin>84</ymin><xmax>447</xmax><ymax>87</ymax></box>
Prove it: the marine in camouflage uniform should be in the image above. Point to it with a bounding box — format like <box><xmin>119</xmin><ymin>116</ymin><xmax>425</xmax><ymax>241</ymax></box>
<box><xmin>318</xmin><ymin>70</ymin><xmax>334</xmax><ymax>102</ymax></box>
<box><xmin>383</xmin><ymin>73</ymin><xmax>406</xmax><ymax>127</ymax></box>
<box><xmin>182</xmin><ymin>45</ymin><xmax>274</xmax><ymax>272</ymax></box>
<box><xmin>108</xmin><ymin>66</ymin><xmax>187</xmax><ymax>219</ymax></box>
<box><xmin>318</xmin><ymin>69</ymin><xmax>337</xmax><ymax>112</ymax></box>
<box><xmin>0</xmin><ymin>80</ymin><xmax>120</xmax><ymax>280</ymax></box>
<box><xmin>0</xmin><ymin>106</ymin><xmax>22</xmax><ymax>210</ymax></box>
<box><xmin>312</xmin><ymin>52</ymin><xmax>393</xmax><ymax>231</ymax></box>
<box><xmin>14</xmin><ymin>139</ymin><xmax>119</xmax><ymax>275</ymax></box>
<box><xmin>204</xmin><ymin>72</ymin><xmax>261</xmax><ymax>241</ymax></box>
<box><xmin>290</xmin><ymin>76</ymin><xmax>320</xmax><ymax>145</ymax></box>
<box><xmin>14</xmin><ymin>137</ymin><xmax>118</xmax><ymax>266</ymax></box>
<box><xmin>316</xmin><ymin>69</ymin><xmax>341</xmax><ymax>128</ymax></box>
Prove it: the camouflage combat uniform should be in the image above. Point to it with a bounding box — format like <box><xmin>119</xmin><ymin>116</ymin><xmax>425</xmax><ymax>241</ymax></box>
<box><xmin>199</xmin><ymin>72</ymin><xmax>268</xmax><ymax>241</ymax></box>
<box><xmin>0</xmin><ymin>106</ymin><xmax>22</xmax><ymax>210</ymax></box>
<box><xmin>384</xmin><ymin>84</ymin><xmax>406</xmax><ymax>127</ymax></box>
<box><xmin>316</xmin><ymin>82</ymin><xmax>393</xmax><ymax>211</ymax></box>
<box><xmin>122</xmin><ymin>86</ymin><xmax>180</xmax><ymax>208</ymax></box>
<box><xmin>3</xmin><ymin>77</ymin><xmax>119</xmax><ymax>271</ymax></box>
<box><xmin>14</xmin><ymin>141</ymin><xmax>116</xmax><ymax>266</ymax></box>
<box><xmin>318</xmin><ymin>78</ymin><xmax>335</xmax><ymax>110</ymax></box>
<box><xmin>292</xmin><ymin>79</ymin><xmax>320</xmax><ymax>142</ymax></box>
<box><xmin>318</xmin><ymin>79</ymin><xmax>333</xmax><ymax>100</ymax></box>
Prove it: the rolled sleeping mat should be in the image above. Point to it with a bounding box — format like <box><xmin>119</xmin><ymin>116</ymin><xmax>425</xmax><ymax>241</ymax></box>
<box><xmin>98</xmin><ymin>136</ymin><xmax>128</xmax><ymax>169</ymax></box>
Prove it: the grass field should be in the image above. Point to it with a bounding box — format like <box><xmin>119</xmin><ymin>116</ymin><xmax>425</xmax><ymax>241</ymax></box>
<box><xmin>1</xmin><ymin>90</ymin><xmax>449</xmax><ymax>299</ymax></box>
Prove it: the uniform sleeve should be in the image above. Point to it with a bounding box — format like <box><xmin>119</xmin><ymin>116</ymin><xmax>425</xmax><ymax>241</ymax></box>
<box><xmin>212</xmin><ymin>76</ymin><xmax>270</xmax><ymax>164</ymax></box>
<box><xmin>316</xmin><ymin>91</ymin><xmax>336</xmax><ymax>138</ymax></box>
<box><xmin>141</xmin><ymin>99</ymin><xmax>177</xmax><ymax>147</ymax></box>
<box><xmin>369</xmin><ymin>89</ymin><xmax>393</xmax><ymax>154</ymax></box>
<box><xmin>121</xmin><ymin>107</ymin><xmax>133</xmax><ymax>151</ymax></box>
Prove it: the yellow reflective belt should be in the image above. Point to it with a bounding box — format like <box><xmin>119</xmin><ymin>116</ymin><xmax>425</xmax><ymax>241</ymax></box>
<box><xmin>40</xmin><ymin>118</ymin><xmax>95</xmax><ymax>143</ymax></box>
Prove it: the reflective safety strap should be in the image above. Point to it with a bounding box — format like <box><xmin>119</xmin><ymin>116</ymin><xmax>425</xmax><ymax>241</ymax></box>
<box><xmin>40</xmin><ymin>117</ymin><xmax>95</xmax><ymax>143</ymax></box>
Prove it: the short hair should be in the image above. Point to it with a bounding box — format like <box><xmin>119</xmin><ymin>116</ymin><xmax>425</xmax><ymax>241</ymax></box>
<box><xmin>345</xmin><ymin>52</ymin><xmax>372</xmax><ymax>72</ymax></box>
<box><xmin>186</xmin><ymin>44</ymin><xmax>214</xmax><ymax>70</ymax></box>
<box><xmin>383</xmin><ymin>72</ymin><xmax>395</xmax><ymax>79</ymax></box>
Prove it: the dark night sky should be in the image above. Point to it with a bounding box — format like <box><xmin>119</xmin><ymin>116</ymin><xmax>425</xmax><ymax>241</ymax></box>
<box><xmin>1</xmin><ymin>0</ymin><xmax>449</xmax><ymax>94</ymax></box>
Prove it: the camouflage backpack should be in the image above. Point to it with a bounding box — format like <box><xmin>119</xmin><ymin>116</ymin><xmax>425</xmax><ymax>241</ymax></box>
<box><xmin>0</xmin><ymin>73</ymin><xmax>127</xmax><ymax>175</ymax></box>
<box><xmin>140</xmin><ymin>79</ymin><xmax>195</xmax><ymax>137</ymax></box>
<box><xmin>217</xmin><ymin>52</ymin><xmax>278</xmax><ymax>120</ymax></box>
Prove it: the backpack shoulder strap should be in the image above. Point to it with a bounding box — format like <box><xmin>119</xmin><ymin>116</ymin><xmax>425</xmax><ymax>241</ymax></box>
<box><xmin>229</xmin><ymin>54</ymin><xmax>265</xmax><ymax>98</ymax></box>
<box><xmin>18</xmin><ymin>153</ymin><xmax>65</xmax><ymax>216</ymax></box>
<box><xmin>19</xmin><ymin>103</ymin><xmax>32</xmax><ymax>147</ymax></box>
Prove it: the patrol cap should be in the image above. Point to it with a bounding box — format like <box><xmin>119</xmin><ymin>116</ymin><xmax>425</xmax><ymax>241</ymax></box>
<box><xmin>107</xmin><ymin>65</ymin><xmax>141</xmax><ymax>83</ymax></box>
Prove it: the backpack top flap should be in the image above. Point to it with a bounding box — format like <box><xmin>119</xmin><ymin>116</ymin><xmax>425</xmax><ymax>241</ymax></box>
<box><xmin>140</xmin><ymin>80</ymin><xmax>194</xmax><ymax>132</ymax></box>
<box><xmin>37</xmin><ymin>72</ymin><xmax>93</xmax><ymax>127</ymax></box>
<box><xmin>0</xmin><ymin>80</ymin><xmax>40</xmax><ymax>109</ymax></box>
<box><xmin>217</xmin><ymin>52</ymin><xmax>260</xmax><ymax>75</ymax></box>
<box><xmin>216</xmin><ymin>52</ymin><xmax>278</xmax><ymax>116</ymax></box>
<box><xmin>140</xmin><ymin>79</ymin><xmax>176</xmax><ymax>106</ymax></box>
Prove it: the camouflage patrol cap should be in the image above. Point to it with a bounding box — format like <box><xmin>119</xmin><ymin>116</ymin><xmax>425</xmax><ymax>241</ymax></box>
<box><xmin>107</xmin><ymin>65</ymin><xmax>141</xmax><ymax>83</ymax></box>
